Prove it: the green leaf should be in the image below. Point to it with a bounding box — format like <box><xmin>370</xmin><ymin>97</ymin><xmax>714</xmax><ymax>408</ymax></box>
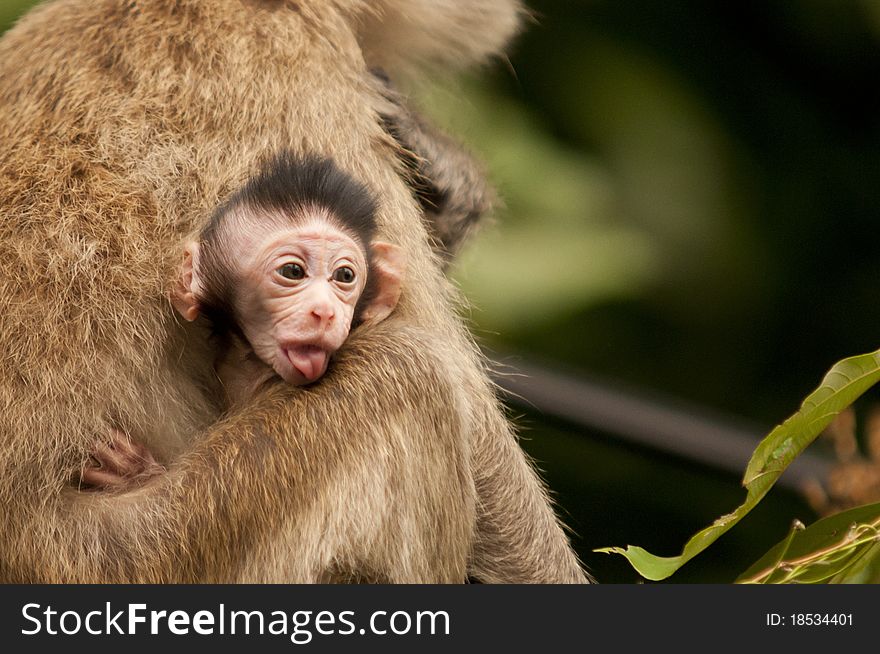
<box><xmin>830</xmin><ymin>541</ymin><xmax>880</xmax><ymax>583</ymax></box>
<box><xmin>736</xmin><ymin>503</ymin><xmax>880</xmax><ymax>584</ymax></box>
<box><xmin>595</xmin><ymin>348</ymin><xmax>880</xmax><ymax>581</ymax></box>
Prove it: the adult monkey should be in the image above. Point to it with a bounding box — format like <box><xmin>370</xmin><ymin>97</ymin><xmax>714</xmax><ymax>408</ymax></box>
<box><xmin>0</xmin><ymin>0</ymin><xmax>588</xmax><ymax>583</ymax></box>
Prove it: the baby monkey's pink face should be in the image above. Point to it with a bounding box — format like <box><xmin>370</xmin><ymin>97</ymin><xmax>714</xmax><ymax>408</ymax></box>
<box><xmin>172</xmin><ymin>213</ymin><xmax>405</xmax><ymax>387</ymax></box>
<box><xmin>238</xmin><ymin>220</ymin><xmax>367</xmax><ymax>384</ymax></box>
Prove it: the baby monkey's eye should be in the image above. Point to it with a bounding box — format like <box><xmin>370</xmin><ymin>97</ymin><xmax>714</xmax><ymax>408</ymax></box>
<box><xmin>332</xmin><ymin>266</ymin><xmax>356</xmax><ymax>284</ymax></box>
<box><xmin>278</xmin><ymin>263</ymin><xmax>305</xmax><ymax>280</ymax></box>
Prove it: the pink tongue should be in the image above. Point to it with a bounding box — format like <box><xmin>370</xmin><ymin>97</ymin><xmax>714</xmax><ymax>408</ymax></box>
<box><xmin>286</xmin><ymin>346</ymin><xmax>328</xmax><ymax>382</ymax></box>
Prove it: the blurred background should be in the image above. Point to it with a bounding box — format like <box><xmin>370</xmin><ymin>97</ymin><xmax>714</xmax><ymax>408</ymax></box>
<box><xmin>4</xmin><ymin>0</ymin><xmax>880</xmax><ymax>582</ymax></box>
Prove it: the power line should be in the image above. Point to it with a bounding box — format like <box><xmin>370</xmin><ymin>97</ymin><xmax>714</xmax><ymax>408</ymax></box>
<box><xmin>488</xmin><ymin>355</ymin><xmax>831</xmax><ymax>493</ymax></box>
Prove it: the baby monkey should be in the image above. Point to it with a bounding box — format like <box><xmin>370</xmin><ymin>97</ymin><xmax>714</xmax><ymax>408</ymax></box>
<box><xmin>174</xmin><ymin>151</ymin><xmax>405</xmax><ymax>400</ymax></box>
<box><xmin>80</xmin><ymin>152</ymin><xmax>405</xmax><ymax>489</ymax></box>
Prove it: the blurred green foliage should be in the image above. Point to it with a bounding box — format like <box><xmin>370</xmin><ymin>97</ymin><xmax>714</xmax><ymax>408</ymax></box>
<box><xmin>5</xmin><ymin>0</ymin><xmax>880</xmax><ymax>582</ymax></box>
<box><xmin>0</xmin><ymin>0</ymin><xmax>31</xmax><ymax>32</ymax></box>
<box><xmin>438</xmin><ymin>0</ymin><xmax>880</xmax><ymax>427</ymax></box>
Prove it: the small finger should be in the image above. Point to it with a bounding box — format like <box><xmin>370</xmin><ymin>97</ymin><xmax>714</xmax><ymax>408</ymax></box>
<box><xmin>80</xmin><ymin>468</ymin><xmax>130</xmax><ymax>490</ymax></box>
<box><xmin>91</xmin><ymin>440</ymin><xmax>129</xmax><ymax>475</ymax></box>
<box><xmin>129</xmin><ymin>440</ymin><xmax>159</xmax><ymax>466</ymax></box>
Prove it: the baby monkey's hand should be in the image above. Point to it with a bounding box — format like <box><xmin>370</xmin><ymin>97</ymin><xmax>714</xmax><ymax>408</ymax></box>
<box><xmin>79</xmin><ymin>428</ymin><xmax>165</xmax><ymax>491</ymax></box>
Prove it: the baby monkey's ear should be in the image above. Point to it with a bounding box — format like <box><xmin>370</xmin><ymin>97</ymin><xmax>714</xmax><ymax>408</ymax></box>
<box><xmin>170</xmin><ymin>242</ymin><xmax>201</xmax><ymax>322</ymax></box>
<box><xmin>361</xmin><ymin>242</ymin><xmax>406</xmax><ymax>325</ymax></box>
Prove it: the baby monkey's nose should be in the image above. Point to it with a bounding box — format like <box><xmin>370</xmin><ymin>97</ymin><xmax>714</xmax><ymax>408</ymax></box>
<box><xmin>310</xmin><ymin>301</ymin><xmax>335</xmax><ymax>325</ymax></box>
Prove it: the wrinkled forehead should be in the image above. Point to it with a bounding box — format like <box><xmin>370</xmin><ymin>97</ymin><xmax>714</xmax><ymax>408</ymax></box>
<box><xmin>219</xmin><ymin>205</ymin><xmax>367</xmax><ymax>264</ymax></box>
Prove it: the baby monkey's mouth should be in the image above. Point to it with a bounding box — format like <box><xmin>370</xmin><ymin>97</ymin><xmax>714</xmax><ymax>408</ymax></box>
<box><xmin>283</xmin><ymin>344</ymin><xmax>330</xmax><ymax>383</ymax></box>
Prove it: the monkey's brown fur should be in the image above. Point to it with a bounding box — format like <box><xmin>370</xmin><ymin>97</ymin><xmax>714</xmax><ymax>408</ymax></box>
<box><xmin>378</xmin><ymin>75</ymin><xmax>496</xmax><ymax>267</ymax></box>
<box><xmin>0</xmin><ymin>0</ymin><xmax>588</xmax><ymax>583</ymax></box>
